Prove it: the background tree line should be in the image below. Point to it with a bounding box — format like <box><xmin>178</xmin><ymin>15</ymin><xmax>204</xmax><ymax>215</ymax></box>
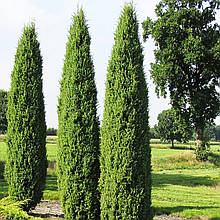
<box><xmin>0</xmin><ymin>90</ymin><xmax>7</xmax><ymax>134</ymax></box>
<box><xmin>150</xmin><ymin>108</ymin><xmax>220</xmax><ymax>145</ymax></box>
<box><xmin>0</xmin><ymin>91</ymin><xmax>57</xmax><ymax>136</ymax></box>
<box><xmin>1</xmin><ymin>91</ymin><xmax>220</xmax><ymax>142</ymax></box>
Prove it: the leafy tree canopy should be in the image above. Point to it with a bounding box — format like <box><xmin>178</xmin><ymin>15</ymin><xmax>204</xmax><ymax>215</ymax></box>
<box><xmin>155</xmin><ymin>108</ymin><xmax>192</xmax><ymax>148</ymax></box>
<box><xmin>143</xmin><ymin>0</ymin><xmax>220</xmax><ymax>159</ymax></box>
<box><xmin>203</xmin><ymin>122</ymin><xmax>216</xmax><ymax>142</ymax></box>
<box><xmin>46</xmin><ymin>127</ymin><xmax>57</xmax><ymax>136</ymax></box>
<box><xmin>214</xmin><ymin>124</ymin><xmax>220</xmax><ymax>141</ymax></box>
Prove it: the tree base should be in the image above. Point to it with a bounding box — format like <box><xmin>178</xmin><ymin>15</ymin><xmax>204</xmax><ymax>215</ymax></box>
<box><xmin>195</xmin><ymin>149</ymin><xmax>209</xmax><ymax>161</ymax></box>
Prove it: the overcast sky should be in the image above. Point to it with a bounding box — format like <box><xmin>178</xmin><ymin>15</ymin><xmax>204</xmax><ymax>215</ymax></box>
<box><xmin>0</xmin><ymin>0</ymin><xmax>219</xmax><ymax>128</ymax></box>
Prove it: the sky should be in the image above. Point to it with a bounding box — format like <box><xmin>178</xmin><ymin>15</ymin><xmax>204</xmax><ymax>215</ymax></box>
<box><xmin>0</xmin><ymin>0</ymin><xmax>219</xmax><ymax>128</ymax></box>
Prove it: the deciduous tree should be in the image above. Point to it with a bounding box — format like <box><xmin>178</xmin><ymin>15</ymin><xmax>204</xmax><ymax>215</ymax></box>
<box><xmin>155</xmin><ymin>108</ymin><xmax>192</xmax><ymax>148</ymax></box>
<box><xmin>214</xmin><ymin>125</ymin><xmax>220</xmax><ymax>141</ymax></box>
<box><xmin>143</xmin><ymin>0</ymin><xmax>220</xmax><ymax>160</ymax></box>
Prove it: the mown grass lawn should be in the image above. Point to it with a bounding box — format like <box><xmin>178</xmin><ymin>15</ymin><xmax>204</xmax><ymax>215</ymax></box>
<box><xmin>0</xmin><ymin>142</ymin><xmax>7</xmax><ymax>162</ymax></box>
<box><xmin>46</xmin><ymin>143</ymin><xmax>58</xmax><ymax>162</ymax></box>
<box><xmin>0</xmin><ymin>139</ymin><xmax>220</xmax><ymax>219</ymax></box>
<box><xmin>151</xmin><ymin>146</ymin><xmax>220</xmax><ymax>219</ymax></box>
<box><xmin>152</xmin><ymin>168</ymin><xmax>220</xmax><ymax>218</ymax></box>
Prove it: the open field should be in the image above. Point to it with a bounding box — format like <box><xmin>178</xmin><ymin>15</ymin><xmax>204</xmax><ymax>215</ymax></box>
<box><xmin>0</xmin><ymin>138</ymin><xmax>220</xmax><ymax>219</ymax></box>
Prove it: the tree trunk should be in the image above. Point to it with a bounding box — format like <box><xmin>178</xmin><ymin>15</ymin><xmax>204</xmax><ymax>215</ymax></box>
<box><xmin>195</xmin><ymin>126</ymin><xmax>207</xmax><ymax>160</ymax></box>
<box><xmin>171</xmin><ymin>139</ymin><xmax>174</xmax><ymax>149</ymax></box>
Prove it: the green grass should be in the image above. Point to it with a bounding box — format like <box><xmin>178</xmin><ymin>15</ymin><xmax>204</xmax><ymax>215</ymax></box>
<box><xmin>46</xmin><ymin>143</ymin><xmax>58</xmax><ymax>162</ymax></box>
<box><xmin>150</xmin><ymin>138</ymin><xmax>196</xmax><ymax>149</ymax></box>
<box><xmin>42</xmin><ymin>175</ymin><xmax>59</xmax><ymax>201</ymax></box>
<box><xmin>46</xmin><ymin>135</ymin><xmax>57</xmax><ymax>144</ymax></box>
<box><xmin>152</xmin><ymin>148</ymin><xmax>220</xmax><ymax>170</ymax></box>
<box><xmin>0</xmin><ymin>142</ymin><xmax>7</xmax><ymax>162</ymax></box>
<box><xmin>152</xmin><ymin>169</ymin><xmax>220</xmax><ymax>218</ymax></box>
<box><xmin>0</xmin><ymin>139</ymin><xmax>220</xmax><ymax>218</ymax></box>
<box><xmin>150</xmin><ymin>138</ymin><xmax>220</xmax><ymax>151</ymax></box>
<box><xmin>0</xmin><ymin>135</ymin><xmax>6</xmax><ymax>142</ymax></box>
<box><xmin>151</xmin><ymin>146</ymin><xmax>220</xmax><ymax>218</ymax></box>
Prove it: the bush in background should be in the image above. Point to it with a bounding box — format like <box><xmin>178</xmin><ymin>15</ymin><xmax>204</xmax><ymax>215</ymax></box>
<box><xmin>46</xmin><ymin>128</ymin><xmax>57</xmax><ymax>136</ymax></box>
<box><xmin>0</xmin><ymin>90</ymin><xmax>8</xmax><ymax>135</ymax></box>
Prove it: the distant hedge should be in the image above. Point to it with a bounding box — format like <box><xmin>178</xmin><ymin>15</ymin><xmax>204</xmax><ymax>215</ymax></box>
<box><xmin>0</xmin><ymin>90</ymin><xmax>8</xmax><ymax>135</ymax></box>
<box><xmin>46</xmin><ymin>128</ymin><xmax>57</xmax><ymax>136</ymax></box>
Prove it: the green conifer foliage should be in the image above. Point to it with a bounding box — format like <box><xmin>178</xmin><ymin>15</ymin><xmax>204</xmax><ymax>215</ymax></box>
<box><xmin>99</xmin><ymin>4</ymin><xmax>152</xmax><ymax>220</ymax></box>
<box><xmin>57</xmin><ymin>9</ymin><xmax>100</xmax><ymax>219</ymax></box>
<box><xmin>5</xmin><ymin>23</ymin><xmax>47</xmax><ymax>211</ymax></box>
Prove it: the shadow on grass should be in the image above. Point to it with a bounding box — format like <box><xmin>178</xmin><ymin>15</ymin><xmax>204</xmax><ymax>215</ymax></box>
<box><xmin>0</xmin><ymin>161</ymin><xmax>5</xmax><ymax>179</ymax></box>
<box><xmin>0</xmin><ymin>178</ymin><xmax>8</xmax><ymax>199</ymax></box>
<box><xmin>45</xmin><ymin>175</ymin><xmax>58</xmax><ymax>192</ymax></box>
<box><xmin>0</xmin><ymin>161</ymin><xmax>8</xmax><ymax>199</ymax></box>
<box><xmin>153</xmin><ymin>205</ymin><xmax>219</xmax><ymax>217</ymax></box>
<box><xmin>152</xmin><ymin>173</ymin><xmax>217</xmax><ymax>188</ymax></box>
<box><xmin>170</xmin><ymin>146</ymin><xmax>195</xmax><ymax>150</ymax></box>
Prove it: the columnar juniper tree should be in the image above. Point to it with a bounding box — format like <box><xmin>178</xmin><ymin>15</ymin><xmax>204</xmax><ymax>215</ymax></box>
<box><xmin>143</xmin><ymin>0</ymin><xmax>220</xmax><ymax>160</ymax></box>
<box><xmin>57</xmin><ymin>9</ymin><xmax>100</xmax><ymax>219</ymax></box>
<box><xmin>5</xmin><ymin>23</ymin><xmax>47</xmax><ymax>211</ymax></box>
<box><xmin>99</xmin><ymin>4</ymin><xmax>152</xmax><ymax>219</ymax></box>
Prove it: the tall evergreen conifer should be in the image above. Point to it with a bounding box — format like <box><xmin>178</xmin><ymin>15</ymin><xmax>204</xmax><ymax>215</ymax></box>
<box><xmin>57</xmin><ymin>9</ymin><xmax>100</xmax><ymax>219</ymax></box>
<box><xmin>99</xmin><ymin>4</ymin><xmax>152</xmax><ymax>219</ymax></box>
<box><xmin>5</xmin><ymin>23</ymin><xmax>47</xmax><ymax>211</ymax></box>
